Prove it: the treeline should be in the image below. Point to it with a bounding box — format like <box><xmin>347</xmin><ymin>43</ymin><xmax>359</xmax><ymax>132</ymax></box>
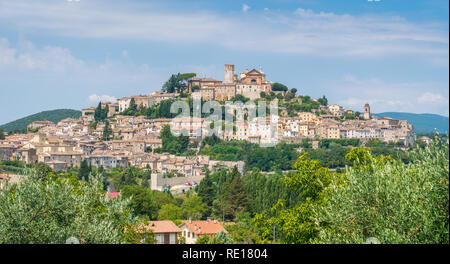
<box><xmin>0</xmin><ymin>109</ymin><xmax>81</xmax><ymax>133</ymax></box>
<box><xmin>200</xmin><ymin>137</ymin><xmax>300</xmax><ymax>172</ymax></box>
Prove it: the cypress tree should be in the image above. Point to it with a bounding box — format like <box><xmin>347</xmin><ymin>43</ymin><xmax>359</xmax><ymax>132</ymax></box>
<box><xmin>78</xmin><ymin>159</ymin><xmax>90</xmax><ymax>182</ymax></box>
<box><xmin>198</xmin><ymin>174</ymin><xmax>215</xmax><ymax>207</ymax></box>
<box><xmin>94</xmin><ymin>102</ymin><xmax>102</xmax><ymax>121</ymax></box>
<box><xmin>227</xmin><ymin>166</ymin><xmax>250</xmax><ymax>218</ymax></box>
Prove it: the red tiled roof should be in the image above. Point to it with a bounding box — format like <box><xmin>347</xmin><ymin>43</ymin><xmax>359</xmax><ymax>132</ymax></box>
<box><xmin>181</xmin><ymin>220</ymin><xmax>227</xmax><ymax>235</ymax></box>
<box><xmin>141</xmin><ymin>221</ymin><xmax>181</xmax><ymax>234</ymax></box>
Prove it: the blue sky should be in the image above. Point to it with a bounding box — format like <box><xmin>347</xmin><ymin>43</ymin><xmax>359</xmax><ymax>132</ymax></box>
<box><xmin>0</xmin><ymin>0</ymin><xmax>448</xmax><ymax>125</ymax></box>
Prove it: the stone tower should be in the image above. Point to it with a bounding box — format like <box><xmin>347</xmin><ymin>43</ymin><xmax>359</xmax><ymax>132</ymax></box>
<box><xmin>364</xmin><ymin>103</ymin><xmax>371</xmax><ymax>120</ymax></box>
<box><xmin>224</xmin><ymin>64</ymin><xmax>235</xmax><ymax>83</ymax></box>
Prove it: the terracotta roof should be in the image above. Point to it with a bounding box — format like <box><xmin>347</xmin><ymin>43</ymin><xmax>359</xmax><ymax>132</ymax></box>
<box><xmin>181</xmin><ymin>220</ymin><xmax>227</xmax><ymax>235</ymax></box>
<box><xmin>142</xmin><ymin>221</ymin><xmax>182</xmax><ymax>234</ymax></box>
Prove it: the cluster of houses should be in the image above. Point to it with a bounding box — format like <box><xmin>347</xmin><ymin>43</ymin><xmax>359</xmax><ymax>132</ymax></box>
<box><xmin>277</xmin><ymin>103</ymin><xmax>415</xmax><ymax>146</ymax></box>
<box><xmin>0</xmin><ymin>64</ymin><xmax>416</xmax><ymax>181</ymax></box>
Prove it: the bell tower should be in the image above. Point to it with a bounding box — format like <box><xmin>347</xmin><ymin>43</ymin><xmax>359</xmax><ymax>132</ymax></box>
<box><xmin>364</xmin><ymin>103</ymin><xmax>371</xmax><ymax>120</ymax></box>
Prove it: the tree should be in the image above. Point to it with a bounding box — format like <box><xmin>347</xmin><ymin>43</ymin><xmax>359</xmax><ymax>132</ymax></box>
<box><xmin>78</xmin><ymin>159</ymin><xmax>90</xmax><ymax>181</ymax></box>
<box><xmin>0</xmin><ymin>171</ymin><xmax>136</xmax><ymax>244</ymax></box>
<box><xmin>94</xmin><ymin>102</ymin><xmax>103</xmax><ymax>121</ymax></box>
<box><xmin>197</xmin><ymin>174</ymin><xmax>215</xmax><ymax>208</ymax></box>
<box><xmin>111</xmin><ymin>167</ymin><xmax>139</xmax><ymax>191</ymax></box>
<box><xmin>315</xmin><ymin>139</ymin><xmax>449</xmax><ymax>244</ymax></box>
<box><xmin>162</xmin><ymin>74</ymin><xmax>180</xmax><ymax>93</ymax></box>
<box><xmin>162</xmin><ymin>73</ymin><xmax>196</xmax><ymax>94</ymax></box>
<box><xmin>160</xmin><ymin>125</ymin><xmax>189</xmax><ymax>155</ymax></box>
<box><xmin>103</xmin><ymin>104</ymin><xmax>109</xmax><ymax>119</ymax></box>
<box><xmin>121</xmin><ymin>185</ymin><xmax>159</xmax><ymax>219</ymax></box>
<box><xmin>182</xmin><ymin>195</ymin><xmax>208</xmax><ymax>220</ymax></box>
<box><xmin>271</xmin><ymin>82</ymin><xmax>288</xmax><ymax>92</ymax></box>
<box><xmin>0</xmin><ymin>128</ymin><xmax>5</xmax><ymax>140</ymax></box>
<box><xmin>225</xmin><ymin>213</ymin><xmax>261</xmax><ymax>244</ymax></box>
<box><xmin>102</xmin><ymin>120</ymin><xmax>113</xmax><ymax>141</ymax></box>
<box><xmin>231</xmin><ymin>94</ymin><xmax>250</xmax><ymax>103</ymax></box>
<box><xmin>290</xmin><ymin>88</ymin><xmax>298</xmax><ymax>95</ymax></box>
<box><xmin>128</xmin><ymin>98</ymin><xmax>138</xmax><ymax>114</ymax></box>
<box><xmin>158</xmin><ymin>204</ymin><xmax>184</xmax><ymax>221</ymax></box>
<box><xmin>253</xmin><ymin>153</ymin><xmax>334</xmax><ymax>244</ymax></box>
<box><xmin>34</xmin><ymin>162</ymin><xmax>53</xmax><ymax>181</ymax></box>
<box><xmin>318</xmin><ymin>96</ymin><xmax>328</xmax><ymax>106</ymax></box>
<box><xmin>195</xmin><ymin>231</ymin><xmax>233</xmax><ymax>244</ymax></box>
<box><xmin>122</xmin><ymin>223</ymin><xmax>156</xmax><ymax>244</ymax></box>
<box><xmin>227</xmin><ymin>167</ymin><xmax>250</xmax><ymax>218</ymax></box>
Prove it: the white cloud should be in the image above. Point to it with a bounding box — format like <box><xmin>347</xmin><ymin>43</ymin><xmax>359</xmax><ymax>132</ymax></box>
<box><xmin>0</xmin><ymin>0</ymin><xmax>447</xmax><ymax>58</ymax></box>
<box><xmin>88</xmin><ymin>94</ymin><xmax>117</xmax><ymax>104</ymax></box>
<box><xmin>330</xmin><ymin>75</ymin><xmax>449</xmax><ymax>115</ymax></box>
<box><xmin>417</xmin><ymin>92</ymin><xmax>448</xmax><ymax>104</ymax></box>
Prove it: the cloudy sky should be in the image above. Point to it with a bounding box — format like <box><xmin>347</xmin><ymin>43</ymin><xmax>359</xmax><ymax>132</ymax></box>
<box><xmin>0</xmin><ymin>0</ymin><xmax>448</xmax><ymax>124</ymax></box>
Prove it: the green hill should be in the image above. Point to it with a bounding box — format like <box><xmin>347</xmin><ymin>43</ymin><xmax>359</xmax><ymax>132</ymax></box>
<box><xmin>374</xmin><ymin>112</ymin><xmax>449</xmax><ymax>134</ymax></box>
<box><xmin>0</xmin><ymin>109</ymin><xmax>82</xmax><ymax>133</ymax></box>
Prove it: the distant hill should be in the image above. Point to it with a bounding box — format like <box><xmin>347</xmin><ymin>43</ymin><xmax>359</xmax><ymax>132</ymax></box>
<box><xmin>373</xmin><ymin>112</ymin><xmax>449</xmax><ymax>134</ymax></box>
<box><xmin>0</xmin><ymin>109</ymin><xmax>82</xmax><ymax>133</ymax></box>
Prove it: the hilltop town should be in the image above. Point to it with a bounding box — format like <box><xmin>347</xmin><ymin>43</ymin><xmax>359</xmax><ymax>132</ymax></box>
<box><xmin>0</xmin><ymin>64</ymin><xmax>415</xmax><ymax>192</ymax></box>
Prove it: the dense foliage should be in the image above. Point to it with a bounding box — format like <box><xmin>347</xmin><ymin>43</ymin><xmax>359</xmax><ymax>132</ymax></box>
<box><xmin>315</xmin><ymin>139</ymin><xmax>449</xmax><ymax>243</ymax></box>
<box><xmin>0</xmin><ymin>170</ymin><xmax>138</xmax><ymax>244</ymax></box>
<box><xmin>158</xmin><ymin>125</ymin><xmax>191</xmax><ymax>155</ymax></box>
<box><xmin>200</xmin><ymin>138</ymin><xmax>299</xmax><ymax>172</ymax></box>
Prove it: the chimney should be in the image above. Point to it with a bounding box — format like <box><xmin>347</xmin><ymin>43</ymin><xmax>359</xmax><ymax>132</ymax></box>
<box><xmin>189</xmin><ymin>217</ymin><xmax>192</xmax><ymax>224</ymax></box>
<box><xmin>198</xmin><ymin>227</ymin><xmax>202</xmax><ymax>234</ymax></box>
<box><xmin>194</xmin><ymin>224</ymin><xmax>197</xmax><ymax>231</ymax></box>
<box><xmin>214</xmin><ymin>219</ymin><xmax>217</xmax><ymax>224</ymax></box>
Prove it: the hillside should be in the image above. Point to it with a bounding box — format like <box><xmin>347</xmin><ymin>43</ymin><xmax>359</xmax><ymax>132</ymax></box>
<box><xmin>0</xmin><ymin>109</ymin><xmax>82</xmax><ymax>132</ymax></box>
<box><xmin>374</xmin><ymin>112</ymin><xmax>449</xmax><ymax>133</ymax></box>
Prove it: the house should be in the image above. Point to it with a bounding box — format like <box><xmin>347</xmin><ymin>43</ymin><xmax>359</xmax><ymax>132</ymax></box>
<box><xmin>179</xmin><ymin>219</ymin><xmax>227</xmax><ymax>244</ymax></box>
<box><xmin>27</xmin><ymin>120</ymin><xmax>55</xmax><ymax>130</ymax></box>
<box><xmin>141</xmin><ymin>221</ymin><xmax>182</xmax><ymax>244</ymax></box>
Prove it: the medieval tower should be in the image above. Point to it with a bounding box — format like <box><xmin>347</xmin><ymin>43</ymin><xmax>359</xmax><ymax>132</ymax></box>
<box><xmin>224</xmin><ymin>64</ymin><xmax>235</xmax><ymax>83</ymax></box>
<box><xmin>364</xmin><ymin>103</ymin><xmax>371</xmax><ymax>120</ymax></box>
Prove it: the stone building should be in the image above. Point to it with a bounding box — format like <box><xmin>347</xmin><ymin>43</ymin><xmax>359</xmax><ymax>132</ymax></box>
<box><xmin>187</xmin><ymin>64</ymin><xmax>273</xmax><ymax>101</ymax></box>
<box><xmin>364</xmin><ymin>103</ymin><xmax>371</xmax><ymax>120</ymax></box>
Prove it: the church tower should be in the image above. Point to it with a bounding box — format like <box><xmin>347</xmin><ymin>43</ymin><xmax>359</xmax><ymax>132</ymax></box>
<box><xmin>224</xmin><ymin>64</ymin><xmax>235</xmax><ymax>83</ymax></box>
<box><xmin>364</xmin><ymin>103</ymin><xmax>371</xmax><ymax>120</ymax></box>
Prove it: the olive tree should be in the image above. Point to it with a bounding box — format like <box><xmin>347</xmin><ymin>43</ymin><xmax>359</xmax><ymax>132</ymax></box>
<box><xmin>0</xmin><ymin>171</ymin><xmax>140</xmax><ymax>244</ymax></box>
<box><xmin>315</xmin><ymin>139</ymin><xmax>449</xmax><ymax>244</ymax></box>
